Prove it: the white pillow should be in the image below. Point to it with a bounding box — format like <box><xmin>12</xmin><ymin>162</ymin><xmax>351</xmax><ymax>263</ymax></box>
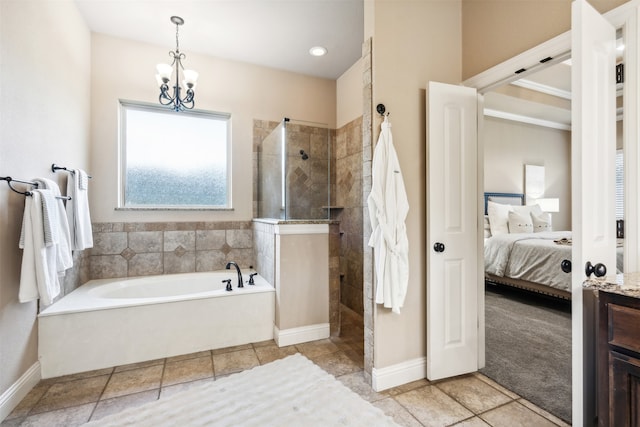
<box><xmin>512</xmin><ymin>204</ymin><xmax>543</xmax><ymax>218</ymax></box>
<box><xmin>483</xmin><ymin>215</ymin><xmax>491</xmax><ymax>238</ymax></box>
<box><xmin>531</xmin><ymin>212</ymin><xmax>552</xmax><ymax>232</ymax></box>
<box><xmin>508</xmin><ymin>211</ymin><xmax>533</xmax><ymax>233</ymax></box>
<box><xmin>487</xmin><ymin>201</ymin><xmax>511</xmax><ymax>236</ymax></box>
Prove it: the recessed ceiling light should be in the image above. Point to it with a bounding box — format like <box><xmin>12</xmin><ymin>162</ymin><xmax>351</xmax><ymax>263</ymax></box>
<box><xmin>309</xmin><ymin>46</ymin><xmax>327</xmax><ymax>57</ymax></box>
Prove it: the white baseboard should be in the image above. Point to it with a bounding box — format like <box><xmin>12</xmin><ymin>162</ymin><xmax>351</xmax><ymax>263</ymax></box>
<box><xmin>371</xmin><ymin>357</ymin><xmax>427</xmax><ymax>392</ymax></box>
<box><xmin>274</xmin><ymin>323</ymin><xmax>330</xmax><ymax>347</ymax></box>
<box><xmin>0</xmin><ymin>362</ymin><xmax>41</xmax><ymax>422</ymax></box>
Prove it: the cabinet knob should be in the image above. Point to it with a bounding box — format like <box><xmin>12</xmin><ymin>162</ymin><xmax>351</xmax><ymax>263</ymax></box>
<box><xmin>561</xmin><ymin>259</ymin><xmax>572</xmax><ymax>273</ymax></box>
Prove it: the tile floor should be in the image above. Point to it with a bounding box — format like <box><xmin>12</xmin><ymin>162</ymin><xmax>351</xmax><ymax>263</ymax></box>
<box><xmin>2</xmin><ymin>306</ymin><xmax>570</xmax><ymax>427</ymax></box>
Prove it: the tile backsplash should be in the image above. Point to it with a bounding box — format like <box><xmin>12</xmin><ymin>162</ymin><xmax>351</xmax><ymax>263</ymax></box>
<box><xmin>90</xmin><ymin>221</ymin><xmax>254</xmax><ymax>280</ymax></box>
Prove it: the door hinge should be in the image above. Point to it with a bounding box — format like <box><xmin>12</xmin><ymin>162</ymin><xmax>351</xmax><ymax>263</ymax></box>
<box><xmin>616</xmin><ymin>63</ymin><xmax>624</xmax><ymax>84</ymax></box>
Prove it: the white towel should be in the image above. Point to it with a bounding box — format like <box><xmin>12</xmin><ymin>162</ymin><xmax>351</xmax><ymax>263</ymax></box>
<box><xmin>66</xmin><ymin>169</ymin><xmax>93</xmax><ymax>251</ymax></box>
<box><xmin>19</xmin><ymin>191</ymin><xmax>61</xmax><ymax>306</ymax></box>
<box><xmin>33</xmin><ymin>178</ymin><xmax>73</xmax><ymax>274</ymax></box>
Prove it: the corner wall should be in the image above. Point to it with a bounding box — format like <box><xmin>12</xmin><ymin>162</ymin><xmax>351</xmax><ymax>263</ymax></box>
<box><xmin>0</xmin><ymin>0</ymin><xmax>90</xmax><ymax>404</ymax></box>
<box><xmin>365</xmin><ymin>0</ymin><xmax>462</xmax><ymax>372</ymax></box>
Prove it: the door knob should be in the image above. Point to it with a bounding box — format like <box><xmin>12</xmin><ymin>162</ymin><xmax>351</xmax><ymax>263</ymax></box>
<box><xmin>560</xmin><ymin>259</ymin><xmax>572</xmax><ymax>273</ymax></box>
<box><xmin>585</xmin><ymin>261</ymin><xmax>607</xmax><ymax>278</ymax></box>
<box><xmin>433</xmin><ymin>242</ymin><xmax>445</xmax><ymax>253</ymax></box>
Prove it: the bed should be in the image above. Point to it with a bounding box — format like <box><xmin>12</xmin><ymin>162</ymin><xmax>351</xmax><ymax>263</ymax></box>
<box><xmin>483</xmin><ymin>192</ymin><xmax>623</xmax><ymax>300</ymax></box>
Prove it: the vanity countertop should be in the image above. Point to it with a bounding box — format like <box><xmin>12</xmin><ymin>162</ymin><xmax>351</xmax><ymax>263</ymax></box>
<box><xmin>584</xmin><ymin>272</ymin><xmax>640</xmax><ymax>299</ymax></box>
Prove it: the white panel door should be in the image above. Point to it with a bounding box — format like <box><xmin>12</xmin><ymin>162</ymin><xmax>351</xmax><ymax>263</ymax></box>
<box><xmin>571</xmin><ymin>0</ymin><xmax>616</xmax><ymax>424</ymax></box>
<box><xmin>426</xmin><ymin>81</ymin><xmax>478</xmax><ymax>381</ymax></box>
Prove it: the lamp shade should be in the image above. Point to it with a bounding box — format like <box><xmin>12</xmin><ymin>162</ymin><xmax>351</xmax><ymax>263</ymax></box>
<box><xmin>535</xmin><ymin>198</ymin><xmax>560</xmax><ymax>213</ymax></box>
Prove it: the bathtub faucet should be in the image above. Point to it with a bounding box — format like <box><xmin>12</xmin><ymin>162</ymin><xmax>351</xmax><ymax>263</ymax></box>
<box><xmin>225</xmin><ymin>261</ymin><xmax>243</xmax><ymax>288</ymax></box>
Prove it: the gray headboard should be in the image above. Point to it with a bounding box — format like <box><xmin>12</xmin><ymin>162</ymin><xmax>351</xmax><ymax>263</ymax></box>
<box><xmin>484</xmin><ymin>192</ymin><xmax>525</xmax><ymax>215</ymax></box>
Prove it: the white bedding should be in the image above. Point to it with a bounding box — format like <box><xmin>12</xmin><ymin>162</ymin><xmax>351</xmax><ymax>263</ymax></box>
<box><xmin>485</xmin><ymin>231</ymin><xmax>624</xmax><ymax>294</ymax></box>
<box><xmin>485</xmin><ymin>231</ymin><xmax>573</xmax><ymax>292</ymax></box>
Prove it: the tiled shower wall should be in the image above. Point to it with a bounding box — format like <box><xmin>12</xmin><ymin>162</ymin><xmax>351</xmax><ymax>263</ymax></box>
<box><xmin>335</xmin><ymin>117</ymin><xmax>364</xmax><ymax>316</ymax></box>
<box><xmin>252</xmin><ymin>119</ymin><xmax>336</xmax><ymax>219</ymax></box>
<box><xmin>89</xmin><ymin>221</ymin><xmax>254</xmax><ymax>280</ymax></box>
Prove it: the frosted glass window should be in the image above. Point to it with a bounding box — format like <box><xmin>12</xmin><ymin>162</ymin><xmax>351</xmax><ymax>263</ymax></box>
<box><xmin>120</xmin><ymin>102</ymin><xmax>230</xmax><ymax>208</ymax></box>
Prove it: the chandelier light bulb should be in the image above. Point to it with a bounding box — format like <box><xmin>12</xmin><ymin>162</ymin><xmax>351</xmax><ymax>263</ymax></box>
<box><xmin>183</xmin><ymin>69</ymin><xmax>199</xmax><ymax>87</ymax></box>
<box><xmin>157</xmin><ymin>16</ymin><xmax>197</xmax><ymax>111</ymax></box>
<box><xmin>156</xmin><ymin>63</ymin><xmax>173</xmax><ymax>81</ymax></box>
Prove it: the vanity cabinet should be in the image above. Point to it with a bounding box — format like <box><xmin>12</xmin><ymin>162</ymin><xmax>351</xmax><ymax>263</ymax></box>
<box><xmin>598</xmin><ymin>291</ymin><xmax>640</xmax><ymax>426</ymax></box>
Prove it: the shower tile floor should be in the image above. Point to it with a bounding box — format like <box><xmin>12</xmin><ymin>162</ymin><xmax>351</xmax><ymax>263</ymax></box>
<box><xmin>2</xmin><ymin>305</ymin><xmax>570</xmax><ymax>427</ymax></box>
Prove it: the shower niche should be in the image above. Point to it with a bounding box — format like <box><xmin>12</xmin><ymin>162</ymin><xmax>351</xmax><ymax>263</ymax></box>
<box><xmin>257</xmin><ymin>118</ymin><xmax>334</xmax><ymax>220</ymax></box>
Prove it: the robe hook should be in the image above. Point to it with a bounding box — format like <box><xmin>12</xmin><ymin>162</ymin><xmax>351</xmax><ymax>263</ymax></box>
<box><xmin>376</xmin><ymin>103</ymin><xmax>390</xmax><ymax>117</ymax></box>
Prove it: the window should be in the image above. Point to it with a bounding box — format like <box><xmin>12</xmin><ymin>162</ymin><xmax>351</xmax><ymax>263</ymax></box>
<box><xmin>119</xmin><ymin>101</ymin><xmax>230</xmax><ymax>209</ymax></box>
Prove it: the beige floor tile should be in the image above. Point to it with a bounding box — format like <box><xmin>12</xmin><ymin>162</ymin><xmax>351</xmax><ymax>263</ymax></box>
<box><xmin>49</xmin><ymin>367</ymin><xmax>115</xmax><ymax>384</ymax></box>
<box><xmin>343</xmin><ymin>348</ymin><xmax>364</xmax><ymax>368</ymax></box>
<box><xmin>337</xmin><ymin>371</ymin><xmax>387</xmax><ymax>402</ymax></box>
<box><xmin>435</xmin><ymin>374</ymin><xmax>512</xmax><ymax>414</ymax></box>
<box><xmin>5</xmin><ymin>382</ymin><xmax>52</xmax><ymax>419</ymax></box>
<box><xmin>450</xmin><ymin>416</ymin><xmax>492</xmax><ymax>426</ymax></box>
<box><xmin>213</xmin><ymin>348</ymin><xmax>259</xmax><ymax>377</ymax></box>
<box><xmin>114</xmin><ymin>358</ymin><xmax>165</xmax><ymax>373</ymax></box>
<box><xmin>211</xmin><ymin>343</ymin><xmax>253</xmax><ymax>355</ymax></box>
<box><xmin>160</xmin><ymin>377</ymin><xmax>214</xmax><ymax>399</ymax></box>
<box><xmin>253</xmin><ymin>343</ymin><xmax>299</xmax><ymax>365</ymax></box>
<box><xmin>479</xmin><ymin>401</ymin><xmax>558</xmax><ymax>427</ymax></box>
<box><xmin>251</xmin><ymin>339</ymin><xmax>276</xmax><ymax>348</ymax></box>
<box><xmin>473</xmin><ymin>372</ymin><xmax>520</xmax><ymax>400</ymax></box>
<box><xmin>296</xmin><ymin>338</ymin><xmax>340</xmax><ymax>358</ymax></box>
<box><xmin>309</xmin><ymin>351</ymin><xmax>362</xmax><ymax>377</ymax></box>
<box><xmin>30</xmin><ymin>375</ymin><xmax>110</xmax><ymax>414</ymax></box>
<box><xmin>101</xmin><ymin>364</ymin><xmax>164</xmax><ymax>400</ymax></box>
<box><xmin>394</xmin><ymin>385</ymin><xmax>474</xmax><ymax>427</ymax></box>
<box><xmin>373</xmin><ymin>397</ymin><xmax>423</xmax><ymax>427</ymax></box>
<box><xmin>20</xmin><ymin>402</ymin><xmax>95</xmax><ymax>427</ymax></box>
<box><xmin>90</xmin><ymin>389</ymin><xmax>159</xmax><ymax>421</ymax></box>
<box><xmin>518</xmin><ymin>398</ymin><xmax>571</xmax><ymax>427</ymax></box>
<box><xmin>162</xmin><ymin>355</ymin><xmax>214</xmax><ymax>386</ymax></box>
<box><xmin>384</xmin><ymin>378</ymin><xmax>430</xmax><ymax>396</ymax></box>
<box><xmin>165</xmin><ymin>350</ymin><xmax>210</xmax><ymax>363</ymax></box>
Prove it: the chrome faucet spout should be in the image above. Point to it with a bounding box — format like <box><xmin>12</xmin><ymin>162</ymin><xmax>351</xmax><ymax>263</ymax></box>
<box><xmin>225</xmin><ymin>261</ymin><xmax>243</xmax><ymax>288</ymax></box>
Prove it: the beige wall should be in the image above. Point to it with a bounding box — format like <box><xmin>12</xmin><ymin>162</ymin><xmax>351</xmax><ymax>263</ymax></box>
<box><xmin>484</xmin><ymin>117</ymin><xmax>572</xmax><ymax>230</ymax></box>
<box><xmin>0</xmin><ymin>0</ymin><xmax>90</xmax><ymax>397</ymax></box>
<box><xmin>462</xmin><ymin>0</ymin><xmax>629</xmax><ymax>80</ymax></box>
<box><xmin>337</xmin><ymin>58</ymin><xmax>364</xmax><ymax>128</ymax></box>
<box><xmin>90</xmin><ymin>34</ymin><xmax>336</xmax><ymax>223</ymax></box>
<box><xmin>367</xmin><ymin>0</ymin><xmax>462</xmax><ymax>369</ymax></box>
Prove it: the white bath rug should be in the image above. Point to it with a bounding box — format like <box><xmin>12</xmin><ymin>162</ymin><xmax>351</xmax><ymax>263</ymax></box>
<box><xmin>84</xmin><ymin>353</ymin><xmax>400</xmax><ymax>426</ymax></box>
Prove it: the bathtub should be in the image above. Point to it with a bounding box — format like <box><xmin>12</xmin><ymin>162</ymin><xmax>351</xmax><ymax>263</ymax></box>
<box><xmin>38</xmin><ymin>271</ymin><xmax>275</xmax><ymax>378</ymax></box>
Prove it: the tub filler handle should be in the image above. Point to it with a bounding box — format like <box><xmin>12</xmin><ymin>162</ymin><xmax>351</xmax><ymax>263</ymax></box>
<box><xmin>223</xmin><ymin>279</ymin><xmax>232</xmax><ymax>292</ymax></box>
<box><xmin>248</xmin><ymin>273</ymin><xmax>258</xmax><ymax>285</ymax></box>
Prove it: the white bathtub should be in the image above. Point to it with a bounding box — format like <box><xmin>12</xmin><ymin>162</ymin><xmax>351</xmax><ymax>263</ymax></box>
<box><xmin>38</xmin><ymin>271</ymin><xmax>275</xmax><ymax>378</ymax></box>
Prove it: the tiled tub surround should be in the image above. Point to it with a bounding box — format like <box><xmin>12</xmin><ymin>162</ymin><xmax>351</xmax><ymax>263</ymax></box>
<box><xmin>38</xmin><ymin>271</ymin><xmax>275</xmax><ymax>378</ymax></box>
<box><xmin>90</xmin><ymin>221</ymin><xmax>254</xmax><ymax>280</ymax></box>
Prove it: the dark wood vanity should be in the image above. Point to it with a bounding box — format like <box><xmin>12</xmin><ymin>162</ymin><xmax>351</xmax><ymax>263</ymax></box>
<box><xmin>597</xmin><ymin>288</ymin><xmax>640</xmax><ymax>426</ymax></box>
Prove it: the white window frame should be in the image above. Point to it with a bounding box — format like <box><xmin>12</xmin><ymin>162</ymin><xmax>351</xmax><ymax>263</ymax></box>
<box><xmin>118</xmin><ymin>100</ymin><xmax>232</xmax><ymax>210</ymax></box>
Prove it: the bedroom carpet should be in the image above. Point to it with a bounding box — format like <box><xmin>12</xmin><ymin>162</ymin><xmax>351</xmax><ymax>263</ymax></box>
<box><xmin>481</xmin><ymin>284</ymin><xmax>572</xmax><ymax>424</ymax></box>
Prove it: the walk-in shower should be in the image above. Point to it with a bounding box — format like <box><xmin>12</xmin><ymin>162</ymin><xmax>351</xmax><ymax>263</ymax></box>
<box><xmin>257</xmin><ymin>118</ymin><xmax>332</xmax><ymax>220</ymax></box>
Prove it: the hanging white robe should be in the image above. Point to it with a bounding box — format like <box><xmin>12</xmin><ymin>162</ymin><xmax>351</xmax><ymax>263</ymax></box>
<box><xmin>367</xmin><ymin>117</ymin><xmax>409</xmax><ymax>314</ymax></box>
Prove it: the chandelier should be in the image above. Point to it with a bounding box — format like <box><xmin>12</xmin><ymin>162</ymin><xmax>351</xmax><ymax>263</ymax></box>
<box><xmin>155</xmin><ymin>16</ymin><xmax>198</xmax><ymax>111</ymax></box>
